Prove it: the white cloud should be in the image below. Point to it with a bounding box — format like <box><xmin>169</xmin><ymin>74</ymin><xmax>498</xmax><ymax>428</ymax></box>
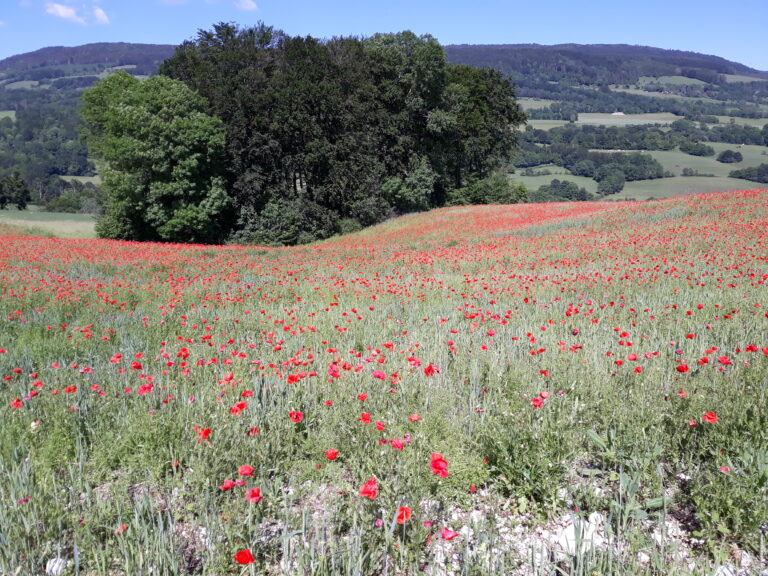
<box><xmin>45</xmin><ymin>2</ymin><xmax>86</xmax><ymax>24</ymax></box>
<box><xmin>234</xmin><ymin>0</ymin><xmax>258</xmax><ymax>11</ymax></box>
<box><xmin>93</xmin><ymin>6</ymin><xmax>110</xmax><ymax>24</ymax></box>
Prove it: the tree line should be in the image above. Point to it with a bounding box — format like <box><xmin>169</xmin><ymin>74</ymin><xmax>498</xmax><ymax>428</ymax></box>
<box><xmin>525</xmin><ymin>120</ymin><xmax>768</xmax><ymax>151</ymax></box>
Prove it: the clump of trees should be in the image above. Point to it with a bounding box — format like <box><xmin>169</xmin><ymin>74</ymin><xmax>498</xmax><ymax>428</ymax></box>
<box><xmin>679</xmin><ymin>140</ymin><xmax>715</xmax><ymax>157</ymax></box>
<box><xmin>82</xmin><ymin>23</ymin><xmax>527</xmax><ymax>245</ymax></box>
<box><xmin>730</xmin><ymin>163</ymin><xmax>768</xmax><ymax>183</ymax></box>
<box><xmin>530</xmin><ymin>179</ymin><xmax>593</xmax><ymax>203</ymax></box>
<box><xmin>81</xmin><ymin>72</ymin><xmax>231</xmax><ymax>243</ymax></box>
<box><xmin>716</xmin><ymin>149</ymin><xmax>743</xmax><ymax>163</ymax></box>
<box><xmin>0</xmin><ymin>172</ymin><xmax>31</xmax><ymax>210</ymax></box>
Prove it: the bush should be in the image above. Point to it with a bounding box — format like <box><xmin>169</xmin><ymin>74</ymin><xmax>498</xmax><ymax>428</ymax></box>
<box><xmin>716</xmin><ymin>149</ymin><xmax>743</xmax><ymax>163</ymax></box>
<box><xmin>679</xmin><ymin>141</ymin><xmax>715</xmax><ymax>157</ymax></box>
<box><xmin>447</xmin><ymin>174</ymin><xmax>528</xmax><ymax>206</ymax></box>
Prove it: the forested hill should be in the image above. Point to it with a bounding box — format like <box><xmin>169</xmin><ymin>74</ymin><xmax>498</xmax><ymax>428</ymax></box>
<box><xmin>445</xmin><ymin>43</ymin><xmax>768</xmax><ymax>85</ymax></box>
<box><xmin>0</xmin><ymin>43</ymin><xmax>175</xmax><ymax>79</ymax></box>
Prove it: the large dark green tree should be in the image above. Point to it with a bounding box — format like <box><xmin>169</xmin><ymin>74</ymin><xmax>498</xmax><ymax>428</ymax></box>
<box><xmin>159</xmin><ymin>23</ymin><xmax>526</xmax><ymax>244</ymax></box>
<box><xmin>81</xmin><ymin>71</ymin><xmax>232</xmax><ymax>242</ymax></box>
<box><xmin>0</xmin><ymin>172</ymin><xmax>31</xmax><ymax>210</ymax></box>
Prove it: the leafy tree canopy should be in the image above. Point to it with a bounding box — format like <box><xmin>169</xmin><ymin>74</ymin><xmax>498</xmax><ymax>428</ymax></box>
<box><xmin>154</xmin><ymin>23</ymin><xmax>526</xmax><ymax>244</ymax></box>
<box><xmin>81</xmin><ymin>72</ymin><xmax>231</xmax><ymax>243</ymax></box>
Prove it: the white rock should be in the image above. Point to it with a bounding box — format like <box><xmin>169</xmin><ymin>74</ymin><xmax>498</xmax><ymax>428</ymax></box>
<box><xmin>637</xmin><ymin>551</ymin><xmax>651</xmax><ymax>565</ymax></box>
<box><xmin>45</xmin><ymin>558</ymin><xmax>67</xmax><ymax>576</ymax></box>
<box><xmin>552</xmin><ymin>513</ymin><xmax>606</xmax><ymax>556</ymax></box>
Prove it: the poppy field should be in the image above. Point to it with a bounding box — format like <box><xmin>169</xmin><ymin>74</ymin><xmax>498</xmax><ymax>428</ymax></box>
<box><xmin>1</xmin><ymin>190</ymin><xmax>767</xmax><ymax>575</ymax></box>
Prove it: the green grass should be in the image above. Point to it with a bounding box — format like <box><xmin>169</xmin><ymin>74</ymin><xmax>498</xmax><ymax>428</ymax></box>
<box><xmin>518</xmin><ymin>98</ymin><xmax>558</xmax><ymax>111</ymax></box>
<box><xmin>714</xmin><ymin>116</ymin><xmax>768</xmax><ymax>128</ymax></box>
<box><xmin>642</xmin><ymin>144</ymin><xmax>768</xmax><ymax>178</ymax></box>
<box><xmin>638</xmin><ymin>75</ymin><xmax>708</xmax><ymax>86</ymax></box>
<box><xmin>529</xmin><ymin>113</ymin><xmax>682</xmax><ymax>130</ymax></box>
<box><xmin>0</xmin><ymin>206</ymin><xmax>96</xmax><ymax>238</ymax></box>
<box><xmin>610</xmin><ymin>87</ymin><xmax>723</xmax><ymax>104</ymax></box>
<box><xmin>528</xmin><ymin>119</ymin><xmax>569</xmax><ymax>130</ymax></box>
<box><xmin>723</xmin><ymin>74</ymin><xmax>768</xmax><ymax>83</ymax></box>
<box><xmin>59</xmin><ymin>174</ymin><xmax>102</xmax><ymax>185</ymax></box>
<box><xmin>0</xmin><ymin>110</ymin><xmax>16</xmax><ymax>121</ymax></box>
<box><xmin>512</xmin><ymin>173</ymin><xmax>599</xmax><ymax>194</ymax></box>
<box><xmin>612</xmin><ymin>176</ymin><xmax>756</xmax><ymax>200</ymax></box>
<box><xmin>4</xmin><ymin>80</ymin><xmax>41</xmax><ymax>90</ymax></box>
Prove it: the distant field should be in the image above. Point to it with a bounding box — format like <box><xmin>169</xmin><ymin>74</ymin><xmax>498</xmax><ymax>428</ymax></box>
<box><xmin>638</xmin><ymin>75</ymin><xmax>707</xmax><ymax>86</ymax></box>
<box><xmin>0</xmin><ymin>207</ymin><xmax>96</xmax><ymax>238</ymax></box>
<box><xmin>529</xmin><ymin>112</ymin><xmax>681</xmax><ymax>131</ymax></box>
<box><xmin>714</xmin><ymin>116</ymin><xmax>768</xmax><ymax>128</ymax></box>
<box><xmin>643</xmin><ymin>143</ymin><xmax>768</xmax><ymax>177</ymax></box>
<box><xmin>4</xmin><ymin>80</ymin><xmax>40</xmax><ymax>90</ymax></box>
<box><xmin>527</xmin><ymin>119</ymin><xmax>569</xmax><ymax>130</ymax></box>
<box><xmin>610</xmin><ymin>87</ymin><xmax>722</xmax><ymax>104</ymax></box>
<box><xmin>59</xmin><ymin>175</ymin><xmax>102</xmax><ymax>185</ymax></box>
<box><xmin>578</xmin><ymin>112</ymin><xmax>680</xmax><ymax>126</ymax></box>
<box><xmin>518</xmin><ymin>98</ymin><xmax>556</xmax><ymax>110</ymax></box>
<box><xmin>512</xmin><ymin>173</ymin><xmax>599</xmax><ymax>194</ymax></box>
<box><xmin>0</xmin><ymin>110</ymin><xmax>16</xmax><ymax>121</ymax></box>
<box><xmin>723</xmin><ymin>74</ymin><xmax>768</xmax><ymax>83</ymax></box>
<box><xmin>612</xmin><ymin>176</ymin><xmax>757</xmax><ymax>200</ymax></box>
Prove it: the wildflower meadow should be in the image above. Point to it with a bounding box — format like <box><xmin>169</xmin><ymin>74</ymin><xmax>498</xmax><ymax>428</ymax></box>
<box><xmin>1</xmin><ymin>190</ymin><xmax>767</xmax><ymax>575</ymax></box>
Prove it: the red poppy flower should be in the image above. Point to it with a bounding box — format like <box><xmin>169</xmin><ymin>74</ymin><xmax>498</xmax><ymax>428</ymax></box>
<box><xmin>10</xmin><ymin>398</ymin><xmax>23</xmax><ymax>409</ymax></box>
<box><xmin>358</xmin><ymin>412</ymin><xmax>372</xmax><ymax>424</ymax></box>
<box><xmin>359</xmin><ymin>476</ymin><xmax>378</xmax><ymax>499</ymax></box>
<box><xmin>288</xmin><ymin>411</ymin><xmax>304</xmax><ymax>423</ymax></box>
<box><xmin>531</xmin><ymin>397</ymin><xmax>543</xmax><ymax>409</ymax></box>
<box><xmin>702</xmin><ymin>411</ymin><xmax>719</xmax><ymax>424</ymax></box>
<box><xmin>325</xmin><ymin>449</ymin><xmax>339</xmax><ymax>460</ymax></box>
<box><xmin>441</xmin><ymin>527</ymin><xmax>459</xmax><ymax>540</ymax></box>
<box><xmin>238</xmin><ymin>465</ymin><xmax>254</xmax><ymax>477</ymax></box>
<box><xmin>430</xmin><ymin>453</ymin><xmax>449</xmax><ymax>478</ymax></box>
<box><xmin>396</xmin><ymin>506</ymin><xmax>412</xmax><ymax>524</ymax></box>
<box><xmin>245</xmin><ymin>487</ymin><xmax>262</xmax><ymax>503</ymax></box>
<box><xmin>233</xmin><ymin>549</ymin><xmax>255</xmax><ymax>564</ymax></box>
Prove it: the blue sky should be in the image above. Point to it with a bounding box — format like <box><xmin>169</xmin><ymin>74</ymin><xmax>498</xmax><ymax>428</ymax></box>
<box><xmin>1</xmin><ymin>0</ymin><xmax>767</xmax><ymax>70</ymax></box>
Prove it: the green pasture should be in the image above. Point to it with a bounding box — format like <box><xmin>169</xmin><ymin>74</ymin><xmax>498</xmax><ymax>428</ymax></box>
<box><xmin>0</xmin><ymin>206</ymin><xmax>96</xmax><ymax>238</ymax></box>
<box><xmin>0</xmin><ymin>110</ymin><xmax>16</xmax><ymax>121</ymax></box>
<box><xmin>4</xmin><ymin>80</ymin><xmax>40</xmax><ymax>90</ymax></box>
<box><xmin>644</xmin><ymin>143</ymin><xmax>768</xmax><ymax>177</ymax></box>
<box><xmin>714</xmin><ymin>116</ymin><xmax>768</xmax><ymax>128</ymax></box>
<box><xmin>512</xmin><ymin>173</ymin><xmax>599</xmax><ymax>195</ymax></box>
<box><xmin>527</xmin><ymin>119</ymin><xmax>569</xmax><ymax>130</ymax></box>
<box><xmin>612</xmin><ymin>176</ymin><xmax>760</xmax><ymax>200</ymax></box>
<box><xmin>637</xmin><ymin>75</ymin><xmax>708</xmax><ymax>86</ymax></box>
<box><xmin>529</xmin><ymin>112</ymin><xmax>682</xmax><ymax>130</ymax></box>
<box><xmin>610</xmin><ymin>87</ymin><xmax>722</xmax><ymax>104</ymax></box>
<box><xmin>59</xmin><ymin>174</ymin><xmax>102</xmax><ymax>185</ymax></box>
<box><xmin>518</xmin><ymin>98</ymin><xmax>557</xmax><ymax>111</ymax></box>
<box><xmin>723</xmin><ymin>73</ymin><xmax>768</xmax><ymax>83</ymax></box>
